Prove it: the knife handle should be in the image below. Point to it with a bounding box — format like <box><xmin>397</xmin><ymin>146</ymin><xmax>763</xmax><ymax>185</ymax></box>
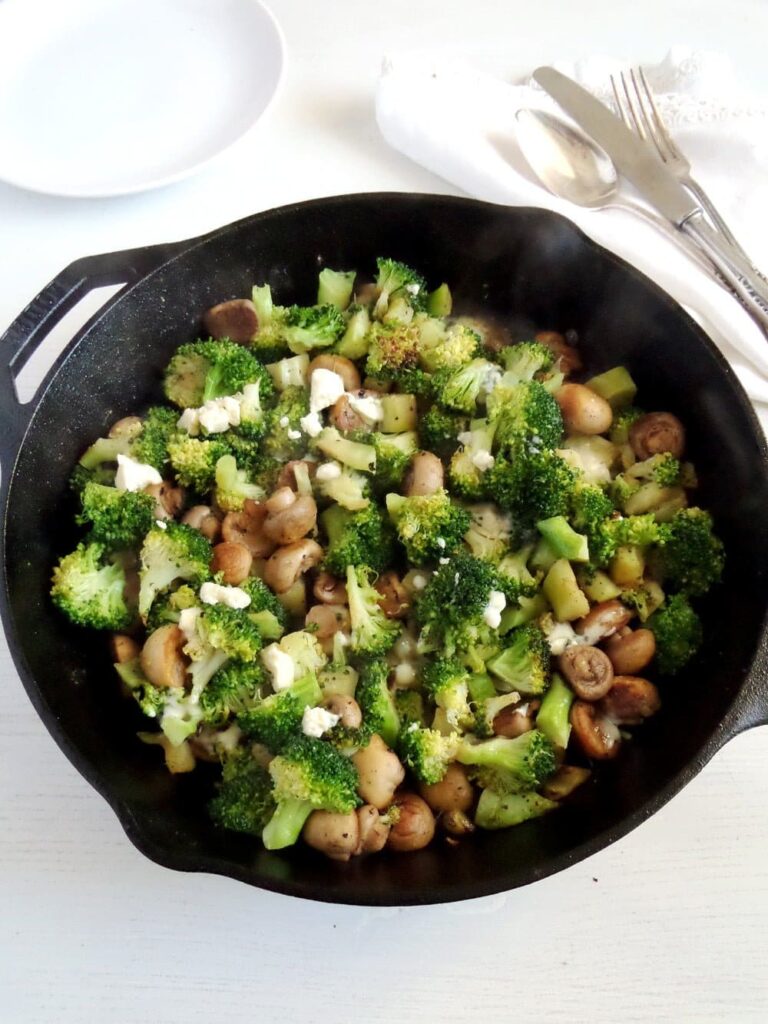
<box><xmin>682</xmin><ymin>213</ymin><xmax>768</xmax><ymax>334</ymax></box>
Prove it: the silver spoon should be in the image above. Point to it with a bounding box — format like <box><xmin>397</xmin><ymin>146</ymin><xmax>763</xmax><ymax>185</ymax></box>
<box><xmin>514</xmin><ymin>108</ymin><xmax>711</xmax><ymax>270</ymax></box>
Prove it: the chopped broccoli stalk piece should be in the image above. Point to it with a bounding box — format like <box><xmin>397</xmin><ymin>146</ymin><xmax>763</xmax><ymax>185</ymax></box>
<box><xmin>474</xmin><ymin>789</ymin><xmax>557</xmax><ymax>829</ymax></box>
<box><xmin>315</xmin><ymin>427</ymin><xmax>377</xmax><ymax>473</ymax></box>
<box><xmin>648</xmin><ymin>593</ymin><xmax>703</xmax><ymax>674</ymax></box>
<box><xmin>335</xmin><ymin>304</ymin><xmax>371</xmax><ymax>361</ymax></box>
<box><xmin>346</xmin><ymin>565</ymin><xmax>400</xmax><ymax>656</ymax></box>
<box><xmin>250</xmin><ymin>284</ymin><xmax>291</xmax><ymax>363</ymax></box>
<box><xmin>77</xmin><ymin>483</ymin><xmax>155</xmax><ymax>548</ymax></box>
<box><xmin>542</xmin><ymin>559</ymin><xmax>590</xmax><ymax>622</ymax></box>
<box><xmin>536</xmin><ymin>674</ymin><xmax>575</xmax><ymax>749</ymax></box>
<box><xmin>386</xmin><ymin>489</ymin><xmax>470</xmax><ymax>564</ymax></box>
<box><xmin>51</xmin><ymin>542</ymin><xmax>133</xmax><ymax>630</ymax></box>
<box><xmin>486</xmin><ymin>624</ymin><xmax>550</xmax><ymax>695</ymax></box>
<box><xmin>398</xmin><ymin>725</ymin><xmax>460</xmax><ymax>784</ymax></box>
<box><xmin>209</xmin><ymin>753</ymin><xmax>276</xmax><ymax>836</ymax></box>
<box><xmin>585</xmin><ymin>366</ymin><xmax>637</xmax><ymax>409</ymax></box>
<box><xmin>467</xmin><ymin>672</ymin><xmax>497</xmax><ymax>703</ymax></box>
<box><xmin>265</xmin><ymin>352</ymin><xmax>309</xmax><ymax>391</ymax></box>
<box><xmin>317</xmin><ymin>268</ymin><xmax>356</xmax><ymax>310</ymax></box>
<box><xmin>78</xmin><ymin>436</ymin><xmax>133</xmax><ymax>470</ymax></box>
<box><xmin>214</xmin><ymin>454</ymin><xmax>265</xmax><ymax>513</ymax></box>
<box><xmin>536</xmin><ymin>516</ymin><xmax>589</xmax><ymax>563</ymax></box>
<box><xmin>458</xmin><ymin>730</ymin><xmax>557</xmax><ymax>793</ymax></box>
<box><xmin>426</xmin><ymin>283</ymin><xmax>452</xmax><ymax>317</ymax></box>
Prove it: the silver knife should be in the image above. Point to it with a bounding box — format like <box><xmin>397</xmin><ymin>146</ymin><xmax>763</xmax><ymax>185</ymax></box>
<box><xmin>533</xmin><ymin>66</ymin><xmax>768</xmax><ymax>333</ymax></box>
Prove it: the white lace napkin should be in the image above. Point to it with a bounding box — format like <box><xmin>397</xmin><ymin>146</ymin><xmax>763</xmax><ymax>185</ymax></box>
<box><xmin>376</xmin><ymin>47</ymin><xmax>768</xmax><ymax>431</ymax></box>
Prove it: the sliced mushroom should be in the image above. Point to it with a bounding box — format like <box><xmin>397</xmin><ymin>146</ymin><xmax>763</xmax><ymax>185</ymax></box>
<box><xmin>355</xmin><ymin>804</ymin><xmax>391</xmax><ymax>855</ymax></box>
<box><xmin>305</xmin><ymin>603</ymin><xmax>351</xmax><ymax>639</ymax></box>
<box><xmin>441</xmin><ymin>809</ymin><xmax>475</xmax><ymax>837</ymax></box>
<box><xmin>202</xmin><ymin>298</ymin><xmax>259</xmax><ymax>343</ymax></box>
<box><xmin>418</xmin><ymin>763</ymin><xmax>474</xmax><ymax>814</ymax></box>
<box><xmin>555</xmin><ymin>383</ymin><xmax>613</xmax><ymax>435</ymax></box>
<box><xmin>558</xmin><ymin>645</ymin><xmax>614</xmax><ymax>701</ymax></box>
<box><xmin>324</xmin><ymin>694</ymin><xmax>362</xmax><ymax>730</ymax></box>
<box><xmin>534</xmin><ymin>330</ymin><xmax>583</xmax><ymax>374</ymax></box>
<box><xmin>221</xmin><ymin>500</ymin><xmax>275</xmax><ymax>557</ymax></box>
<box><xmin>629</xmin><ymin>412</ymin><xmax>685</xmax><ymax>460</ymax></box>
<box><xmin>352</xmin><ymin>734</ymin><xmax>405</xmax><ymax>810</ymax></box>
<box><xmin>263</xmin><ymin>490</ymin><xmax>317</xmax><ymax>545</ymax></box>
<box><xmin>313</xmin><ymin>572</ymin><xmax>348</xmax><ymax>605</ymax></box>
<box><xmin>182</xmin><ymin>504</ymin><xmax>221</xmax><ymax>542</ymax></box>
<box><xmin>386</xmin><ymin>793</ymin><xmax>436</xmax><ymax>852</ymax></box>
<box><xmin>492</xmin><ymin>700</ymin><xmax>540</xmax><ymax>738</ymax></box>
<box><xmin>302</xmin><ymin>810</ymin><xmax>360</xmax><ymax>862</ymax></box>
<box><xmin>541</xmin><ymin>765</ymin><xmax>592</xmax><ymax>800</ymax></box>
<box><xmin>403</xmin><ymin>451</ymin><xmax>444</xmax><ymax>497</ymax></box>
<box><xmin>604</xmin><ymin>628</ymin><xmax>656</xmax><ymax>675</ymax></box>
<box><xmin>144</xmin><ymin>481</ymin><xmax>185</xmax><ymax>520</ymax></box>
<box><xmin>276</xmin><ymin>460</ymin><xmax>318</xmax><ymax>491</ymax></box>
<box><xmin>108</xmin><ymin>415</ymin><xmax>143</xmax><ymax>440</ymax></box>
<box><xmin>328</xmin><ymin>393</ymin><xmax>368</xmax><ymax>432</ymax></box>
<box><xmin>263</xmin><ymin>538</ymin><xmax>324</xmax><ymax>593</ymax></box>
<box><xmin>570</xmin><ymin>701</ymin><xmax>621</xmax><ymax>760</ymax></box>
<box><xmin>374</xmin><ymin>571</ymin><xmax>410</xmax><ymax>619</ymax></box>
<box><xmin>211</xmin><ymin>541</ymin><xmax>253</xmax><ymax>585</ymax></box>
<box><xmin>308</xmin><ymin>354</ymin><xmax>361</xmax><ymax>392</ymax></box>
<box><xmin>597</xmin><ymin>675</ymin><xmax>661</xmax><ymax>725</ymax></box>
<box><xmin>575</xmin><ymin>599</ymin><xmax>633</xmax><ymax>643</ymax></box>
<box><xmin>140</xmin><ymin>624</ymin><xmax>187</xmax><ymax>690</ymax></box>
<box><xmin>110</xmin><ymin>633</ymin><xmax>140</xmax><ymax>664</ymax></box>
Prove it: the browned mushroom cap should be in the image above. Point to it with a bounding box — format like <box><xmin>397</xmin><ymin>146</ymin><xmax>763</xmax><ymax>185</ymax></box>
<box><xmin>604</xmin><ymin>628</ymin><xmax>656</xmax><ymax>675</ymax></box>
<box><xmin>110</xmin><ymin>633</ymin><xmax>140</xmax><ymax>664</ymax></box>
<box><xmin>534</xmin><ymin>330</ymin><xmax>583</xmax><ymax>374</ymax></box>
<box><xmin>305</xmin><ymin>603</ymin><xmax>351</xmax><ymax>639</ymax></box>
<box><xmin>263</xmin><ymin>538</ymin><xmax>324</xmax><ymax>593</ymax></box>
<box><xmin>302</xmin><ymin>810</ymin><xmax>360</xmax><ymax>862</ymax></box>
<box><xmin>328</xmin><ymin>393</ymin><xmax>368</xmax><ymax>432</ymax></box>
<box><xmin>418</xmin><ymin>763</ymin><xmax>474</xmax><ymax>814</ymax></box>
<box><xmin>597</xmin><ymin>675</ymin><xmax>661</xmax><ymax>725</ymax></box>
<box><xmin>629</xmin><ymin>412</ymin><xmax>686</xmax><ymax>460</ymax></box>
<box><xmin>374</xmin><ymin>570</ymin><xmax>410</xmax><ymax>619</ymax></box>
<box><xmin>140</xmin><ymin>624</ymin><xmax>187</xmax><ymax>690</ymax></box>
<box><xmin>202</xmin><ymin>298</ymin><xmax>259</xmax><ymax>343</ymax></box>
<box><xmin>211</xmin><ymin>541</ymin><xmax>253</xmax><ymax>585</ymax></box>
<box><xmin>575</xmin><ymin>599</ymin><xmax>633</xmax><ymax>642</ymax></box>
<box><xmin>492</xmin><ymin>699</ymin><xmax>540</xmax><ymax>738</ymax></box>
<box><xmin>558</xmin><ymin>645</ymin><xmax>615</xmax><ymax>701</ymax></box>
<box><xmin>555</xmin><ymin>383</ymin><xmax>613</xmax><ymax>435</ymax></box>
<box><xmin>386</xmin><ymin>793</ymin><xmax>436</xmax><ymax>852</ymax></box>
<box><xmin>355</xmin><ymin>804</ymin><xmax>391</xmax><ymax>855</ymax></box>
<box><xmin>308</xmin><ymin>354</ymin><xmax>361</xmax><ymax>392</ymax></box>
<box><xmin>144</xmin><ymin>481</ymin><xmax>185</xmax><ymax>520</ymax></box>
<box><xmin>276</xmin><ymin>460</ymin><xmax>318</xmax><ymax>491</ymax></box>
<box><xmin>403</xmin><ymin>451</ymin><xmax>444</xmax><ymax>497</ymax></box>
<box><xmin>313</xmin><ymin>572</ymin><xmax>348</xmax><ymax>605</ymax></box>
<box><xmin>221</xmin><ymin>500</ymin><xmax>275</xmax><ymax>557</ymax></box>
<box><xmin>570</xmin><ymin>700</ymin><xmax>621</xmax><ymax>760</ymax></box>
<box><xmin>263</xmin><ymin>492</ymin><xmax>317</xmax><ymax>545</ymax></box>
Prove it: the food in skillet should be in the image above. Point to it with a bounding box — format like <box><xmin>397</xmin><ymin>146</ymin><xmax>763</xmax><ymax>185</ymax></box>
<box><xmin>51</xmin><ymin>258</ymin><xmax>724</xmax><ymax>860</ymax></box>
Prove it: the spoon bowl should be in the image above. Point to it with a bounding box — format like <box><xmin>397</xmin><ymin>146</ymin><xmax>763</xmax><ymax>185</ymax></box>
<box><xmin>515</xmin><ymin>108</ymin><xmax>619</xmax><ymax>208</ymax></box>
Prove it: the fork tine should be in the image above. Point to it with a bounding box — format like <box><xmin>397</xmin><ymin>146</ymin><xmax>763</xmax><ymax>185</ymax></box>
<box><xmin>629</xmin><ymin>68</ymin><xmax>667</xmax><ymax>162</ymax></box>
<box><xmin>637</xmin><ymin>66</ymin><xmax>683</xmax><ymax>161</ymax></box>
<box><xmin>618</xmin><ymin>70</ymin><xmax>649</xmax><ymax>143</ymax></box>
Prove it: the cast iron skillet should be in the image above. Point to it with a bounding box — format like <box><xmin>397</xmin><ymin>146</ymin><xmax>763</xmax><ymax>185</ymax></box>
<box><xmin>1</xmin><ymin>194</ymin><xmax>767</xmax><ymax>905</ymax></box>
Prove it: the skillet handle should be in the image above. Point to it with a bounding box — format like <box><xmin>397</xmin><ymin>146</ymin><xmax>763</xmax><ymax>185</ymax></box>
<box><xmin>0</xmin><ymin>241</ymin><xmax>181</xmax><ymax>473</ymax></box>
<box><xmin>716</xmin><ymin>635</ymin><xmax>768</xmax><ymax>747</ymax></box>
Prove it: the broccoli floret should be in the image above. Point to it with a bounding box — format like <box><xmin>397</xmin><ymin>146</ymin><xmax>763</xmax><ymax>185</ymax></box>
<box><xmin>354</xmin><ymin>658</ymin><xmax>400</xmax><ymax>746</ymax></box>
<box><xmin>570</xmin><ymin>482</ymin><xmax>614</xmax><ymax>534</ymax></box>
<box><xmin>398</xmin><ymin>725</ymin><xmax>460</xmax><ymax>784</ymax></box>
<box><xmin>365</xmin><ymin>321</ymin><xmax>421</xmax><ymax>379</ymax></box>
<box><xmin>654</xmin><ymin>508</ymin><xmax>725</xmax><ymax>597</ymax></box>
<box><xmin>346</xmin><ymin>565</ymin><xmax>400</xmax><ymax>656</ymax></box>
<box><xmin>145</xmin><ymin>583</ymin><xmax>198</xmax><ymax>632</ymax></box>
<box><xmin>69</xmin><ymin>461</ymin><xmax>116</xmax><ymax>497</ymax></box>
<box><xmin>114</xmin><ymin>657</ymin><xmax>169</xmax><ymax>720</ymax></box>
<box><xmin>419</xmin><ymin>406</ymin><xmax>467</xmax><ymax>460</ymax></box>
<box><xmin>472</xmin><ymin>692</ymin><xmax>523</xmax><ymax>739</ymax></box>
<box><xmin>496</xmin><ymin>545</ymin><xmax>539</xmax><ymax>604</ymax></box>
<box><xmin>281</xmin><ymin>304</ymin><xmax>345</xmax><ymax>354</ymax></box>
<box><xmin>418</xmin><ymin>321</ymin><xmax>481</xmax><ymax>373</ymax></box>
<box><xmin>51</xmin><ymin>541</ymin><xmax>133</xmax><ymax>630</ymax></box>
<box><xmin>239</xmin><ymin>576</ymin><xmax>288</xmax><ymax>639</ymax></box>
<box><xmin>638</xmin><ymin>453</ymin><xmax>683</xmax><ymax>487</ymax></box>
<box><xmin>648</xmin><ymin>593</ymin><xmax>703</xmax><ymax>674</ymax></box>
<box><xmin>262</xmin><ymin>734</ymin><xmax>361</xmax><ymax>849</ymax></box>
<box><xmin>423</xmin><ymin>657</ymin><xmax>472</xmax><ymax>730</ymax></box>
<box><xmin>138</xmin><ymin>522</ymin><xmax>211</xmax><ymax>620</ymax></box>
<box><xmin>373</xmin><ymin>258</ymin><xmax>427</xmax><ymax>320</ymax></box>
<box><xmin>486</xmin><ymin>623</ymin><xmax>550</xmax><ymax>695</ymax></box>
<box><xmin>463</xmin><ymin>503</ymin><xmax>513</xmax><ymax>564</ymax></box>
<box><xmin>237</xmin><ymin>674</ymin><xmax>323</xmax><ymax>751</ymax></box>
<box><xmin>436</xmin><ymin>358</ymin><xmax>501</xmax><ymax>415</ymax></box>
<box><xmin>321</xmin><ymin>503</ymin><xmax>395</xmax><ymax>576</ymax></box>
<box><xmin>234</xmin><ymin>381</ymin><xmax>268</xmax><ymax>440</ymax></box>
<box><xmin>487</xmin><ymin>449</ymin><xmax>576</xmax><ymax>528</ymax></box>
<box><xmin>250</xmin><ymin>283</ymin><xmax>291</xmax><ymax>363</ymax></box>
<box><xmin>200</xmin><ymin>660</ymin><xmax>267</xmax><ymax>726</ymax></box>
<box><xmin>448</xmin><ymin>419</ymin><xmax>497</xmax><ymax>500</ymax></box>
<box><xmin>374</xmin><ymin>365</ymin><xmax>437</xmax><ymax>399</ymax></box>
<box><xmin>213</xmin><ymin>454</ymin><xmax>265</xmax><ymax>513</ymax></box>
<box><xmin>457</xmin><ymin>730</ymin><xmax>556</xmax><ymax>793</ymax></box>
<box><xmin>609</xmin><ymin>406</ymin><xmax>644</xmax><ymax>445</ymax></box>
<box><xmin>393</xmin><ymin>690</ymin><xmax>427</xmax><ymax>730</ymax></box>
<box><xmin>208</xmin><ymin>753</ymin><xmax>276</xmax><ymax>837</ymax></box>
<box><xmin>193</xmin><ymin>603</ymin><xmax>264</xmax><ymax>663</ymax></box>
<box><xmin>262</xmin><ymin>386</ymin><xmax>310</xmax><ymax>461</ymax></box>
<box><xmin>167</xmin><ymin>434</ymin><xmax>230</xmax><ymax>491</ymax></box>
<box><xmin>77</xmin><ymin>483</ymin><xmax>155</xmax><ymax>548</ymax></box>
<box><xmin>414</xmin><ymin>550</ymin><xmax>501</xmax><ymax>655</ymax></box>
<box><xmin>163</xmin><ymin>339</ymin><xmax>274</xmax><ymax>409</ymax></box>
<box><xmin>487</xmin><ymin>379</ymin><xmax>564</xmax><ymax>453</ymax></box>
<box><xmin>127</xmin><ymin>406</ymin><xmax>178</xmax><ymax>470</ymax></box>
<box><xmin>500</xmin><ymin>341</ymin><xmax>556</xmax><ymax>382</ymax></box>
<box><xmin>385</xmin><ymin>489</ymin><xmax>471</xmax><ymax>564</ymax></box>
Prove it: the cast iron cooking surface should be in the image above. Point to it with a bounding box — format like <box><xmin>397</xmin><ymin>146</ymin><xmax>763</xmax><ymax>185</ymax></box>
<box><xmin>3</xmin><ymin>195</ymin><xmax>768</xmax><ymax>904</ymax></box>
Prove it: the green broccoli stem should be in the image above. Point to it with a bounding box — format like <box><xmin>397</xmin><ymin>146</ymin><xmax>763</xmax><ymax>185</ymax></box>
<box><xmin>536</xmin><ymin>673</ymin><xmax>575</xmax><ymax>749</ymax></box>
<box><xmin>261</xmin><ymin>799</ymin><xmax>315</xmax><ymax>850</ymax></box>
<box><xmin>475</xmin><ymin>790</ymin><xmax>556</xmax><ymax>829</ymax></box>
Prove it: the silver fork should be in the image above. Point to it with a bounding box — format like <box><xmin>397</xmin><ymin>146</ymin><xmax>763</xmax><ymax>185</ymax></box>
<box><xmin>610</xmin><ymin>67</ymin><xmax>753</xmax><ymax>264</ymax></box>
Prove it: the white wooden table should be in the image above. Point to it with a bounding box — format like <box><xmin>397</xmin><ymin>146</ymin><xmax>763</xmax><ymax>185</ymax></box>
<box><xmin>2</xmin><ymin>3</ymin><xmax>767</xmax><ymax>1021</ymax></box>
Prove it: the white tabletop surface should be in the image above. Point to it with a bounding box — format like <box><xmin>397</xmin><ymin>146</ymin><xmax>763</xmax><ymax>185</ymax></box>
<box><xmin>2</xmin><ymin>2</ymin><xmax>768</xmax><ymax>1021</ymax></box>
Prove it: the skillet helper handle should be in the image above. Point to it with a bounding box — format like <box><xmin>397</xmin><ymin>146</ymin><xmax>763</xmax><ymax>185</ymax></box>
<box><xmin>0</xmin><ymin>242</ymin><xmax>178</xmax><ymax>470</ymax></box>
<box><xmin>681</xmin><ymin>213</ymin><xmax>768</xmax><ymax>335</ymax></box>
